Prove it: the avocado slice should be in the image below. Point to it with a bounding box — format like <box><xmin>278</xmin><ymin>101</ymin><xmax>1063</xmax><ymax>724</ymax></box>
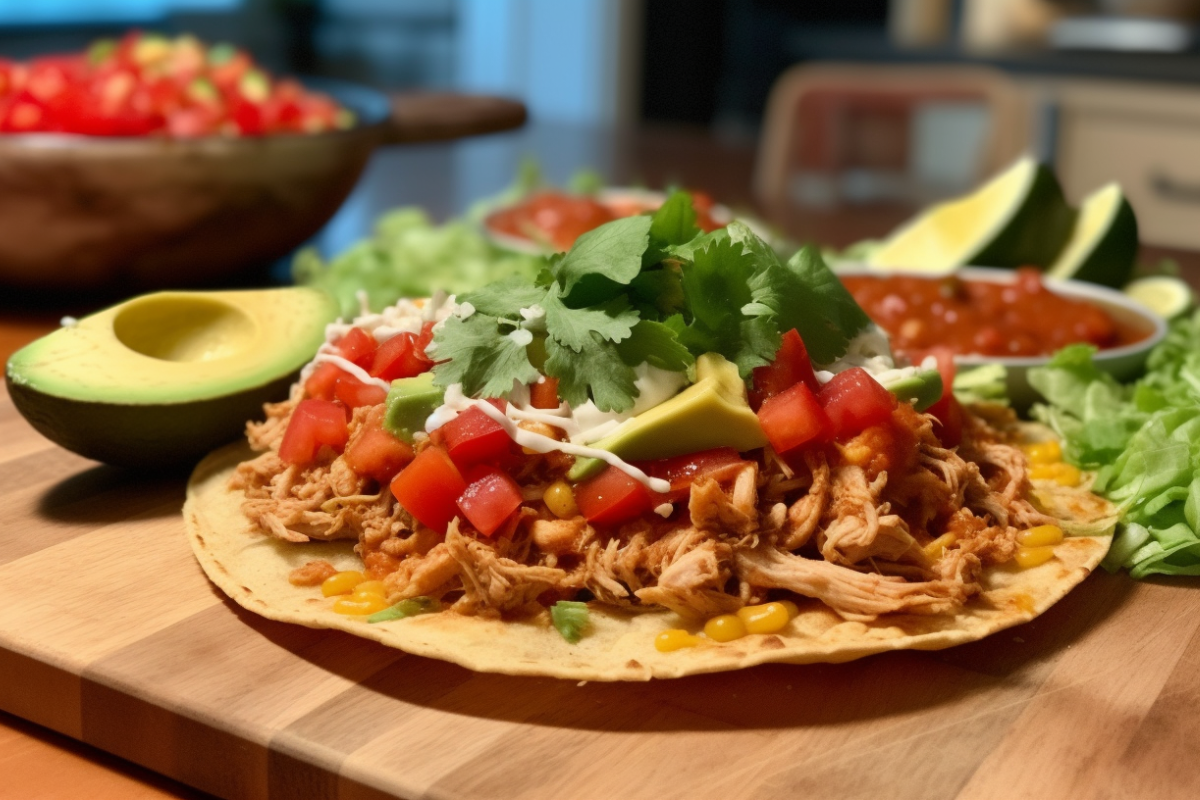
<box><xmin>868</xmin><ymin>156</ymin><xmax>1075</xmax><ymax>271</ymax></box>
<box><xmin>882</xmin><ymin>368</ymin><xmax>943</xmax><ymax>411</ymax></box>
<box><xmin>384</xmin><ymin>373</ymin><xmax>444</xmax><ymax>442</ymax></box>
<box><xmin>567</xmin><ymin>353</ymin><xmax>767</xmax><ymax>481</ymax></box>
<box><xmin>5</xmin><ymin>287</ymin><xmax>337</xmax><ymax>468</ymax></box>
<box><xmin>1047</xmin><ymin>182</ymin><xmax>1138</xmax><ymax>289</ymax></box>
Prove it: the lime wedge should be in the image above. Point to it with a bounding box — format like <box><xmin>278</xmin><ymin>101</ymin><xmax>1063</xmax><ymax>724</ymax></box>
<box><xmin>1046</xmin><ymin>183</ymin><xmax>1138</xmax><ymax>288</ymax></box>
<box><xmin>868</xmin><ymin>156</ymin><xmax>1075</xmax><ymax>273</ymax></box>
<box><xmin>1124</xmin><ymin>275</ymin><xmax>1193</xmax><ymax>320</ymax></box>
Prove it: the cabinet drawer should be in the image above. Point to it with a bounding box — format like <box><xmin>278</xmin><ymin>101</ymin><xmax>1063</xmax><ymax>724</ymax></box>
<box><xmin>1058</xmin><ymin>112</ymin><xmax>1200</xmax><ymax>250</ymax></box>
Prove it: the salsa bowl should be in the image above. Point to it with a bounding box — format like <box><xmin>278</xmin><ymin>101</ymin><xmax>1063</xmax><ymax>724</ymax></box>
<box><xmin>837</xmin><ymin>266</ymin><xmax>1168</xmax><ymax>410</ymax></box>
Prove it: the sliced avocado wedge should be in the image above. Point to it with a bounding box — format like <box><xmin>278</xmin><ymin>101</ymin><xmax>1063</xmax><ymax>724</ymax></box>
<box><xmin>5</xmin><ymin>287</ymin><xmax>337</xmax><ymax>468</ymax></box>
<box><xmin>567</xmin><ymin>353</ymin><xmax>767</xmax><ymax>482</ymax></box>
<box><xmin>868</xmin><ymin>156</ymin><xmax>1075</xmax><ymax>272</ymax></box>
<box><xmin>882</xmin><ymin>368</ymin><xmax>943</xmax><ymax>411</ymax></box>
<box><xmin>384</xmin><ymin>373</ymin><xmax>444</xmax><ymax>442</ymax></box>
<box><xmin>1046</xmin><ymin>183</ymin><xmax>1138</xmax><ymax>288</ymax></box>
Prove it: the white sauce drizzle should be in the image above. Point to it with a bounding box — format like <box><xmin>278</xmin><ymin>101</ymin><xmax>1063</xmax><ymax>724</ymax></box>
<box><xmin>310</xmin><ymin>353</ymin><xmax>391</xmax><ymax>392</ymax></box>
<box><xmin>467</xmin><ymin>399</ymin><xmax>671</xmax><ymax>494</ymax></box>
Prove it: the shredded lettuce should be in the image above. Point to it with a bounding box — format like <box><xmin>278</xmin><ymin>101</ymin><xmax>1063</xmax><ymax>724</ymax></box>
<box><xmin>1028</xmin><ymin>312</ymin><xmax>1200</xmax><ymax>577</ymax></box>
<box><xmin>550</xmin><ymin>600</ymin><xmax>590</xmax><ymax>643</ymax></box>
<box><xmin>293</xmin><ymin>207</ymin><xmax>546</xmax><ymax>319</ymax></box>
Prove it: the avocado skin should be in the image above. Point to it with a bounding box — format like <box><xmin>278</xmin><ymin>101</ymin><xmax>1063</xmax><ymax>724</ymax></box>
<box><xmin>6</xmin><ymin>370</ymin><xmax>296</xmax><ymax>470</ymax></box>
<box><xmin>1053</xmin><ymin>195</ymin><xmax>1138</xmax><ymax>289</ymax></box>
<box><xmin>973</xmin><ymin>165</ymin><xmax>1076</xmax><ymax>269</ymax></box>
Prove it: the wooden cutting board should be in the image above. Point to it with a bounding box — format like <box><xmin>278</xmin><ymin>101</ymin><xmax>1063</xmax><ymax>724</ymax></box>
<box><xmin>3</xmin><ymin>384</ymin><xmax>1200</xmax><ymax>800</ymax></box>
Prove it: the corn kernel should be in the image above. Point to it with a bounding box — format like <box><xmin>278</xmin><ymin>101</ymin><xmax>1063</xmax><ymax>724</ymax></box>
<box><xmin>778</xmin><ymin>599</ymin><xmax>800</xmax><ymax>619</ymax></box>
<box><xmin>351</xmin><ymin>580</ymin><xmax>387</xmax><ymax>598</ymax></box>
<box><xmin>321</xmin><ymin>570</ymin><xmax>365</xmax><ymax>597</ymax></box>
<box><xmin>736</xmin><ymin>602</ymin><xmax>791</xmax><ymax>635</ymax></box>
<box><xmin>332</xmin><ymin>594</ymin><xmax>391</xmax><ymax>615</ymax></box>
<box><xmin>655</xmin><ymin>629</ymin><xmax>702</xmax><ymax>652</ymax></box>
<box><xmin>543</xmin><ymin>481</ymin><xmax>579</xmax><ymax>519</ymax></box>
<box><xmin>1021</xmin><ymin>440</ymin><xmax>1062</xmax><ymax>465</ymax></box>
<box><xmin>923</xmin><ymin>532</ymin><xmax>959</xmax><ymax>560</ymax></box>
<box><xmin>703</xmin><ymin>614</ymin><xmax>747</xmax><ymax>642</ymax></box>
<box><xmin>1014</xmin><ymin>545</ymin><xmax>1056</xmax><ymax>569</ymax></box>
<box><xmin>1029</xmin><ymin>462</ymin><xmax>1081</xmax><ymax>487</ymax></box>
<box><xmin>1018</xmin><ymin>524</ymin><xmax>1064</xmax><ymax>548</ymax></box>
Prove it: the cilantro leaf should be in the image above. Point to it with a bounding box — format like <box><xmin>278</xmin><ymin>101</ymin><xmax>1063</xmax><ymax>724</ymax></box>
<box><xmin>615</xmin><ymin>320</ymin><xmax>694</xmax><ymax>371</ymax></box>
<box><xmin>542</xmin><ymin>285</ymin><xmax>639</xmax><ymax>351</ymax></box>
<box><xmin>629</xmin><ymin>266</ymin><xmax>685</xmax><ymax>319</ymax></box>
<box><xmin>431</xmin><ymin>313</ymin><xmax>540</xmax><ymax>398</ymax></box>
<box><xmin>545</xmin><ymin>334</ymin><xmax>638</xmax><ymax>412</ymax></box>
<box><xmin>553</xmin><ymin>215</ymin><xmax>652</xmax><ymax>293</ymax></box>
<box><xmin>668</xmin><ymin>225</ymin><xmax>728</xmax><ymax>263</ymax></box>
<box><xmin>676</xmin><ymin>234</ymin><xmax>780</xmax><ymax>377</ymax></box>
<box><xmin>650</xmin><ymin>191</ymin><xmax>700</xmax><ymax>245</ymax></box>
<box><xmin>770</xmin><ymin>244</ymin><xmax>873</xmax><ymax>364</ymax></box>
<box><xmin>457</xmin><ymin>276</ymin><xmax>545</xmax><ymax>317</ymax></box>
<box><xmin>644</xmin><ymin>191</ymin><xmax>700</xmax><ymax>266</ymax></box>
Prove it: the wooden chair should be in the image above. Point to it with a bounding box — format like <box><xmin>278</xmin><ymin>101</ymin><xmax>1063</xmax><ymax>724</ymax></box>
<box><xmin>755</xmin><ymin>63</ymin><xmax>1034</xmax><ymax>207</ymax></box>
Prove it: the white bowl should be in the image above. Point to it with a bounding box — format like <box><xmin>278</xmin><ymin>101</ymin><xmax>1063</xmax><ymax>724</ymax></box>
<box><xmin>837</xmin><ymin>266</ymin><xmax>1168</xmax><ymax>410</ymax></box>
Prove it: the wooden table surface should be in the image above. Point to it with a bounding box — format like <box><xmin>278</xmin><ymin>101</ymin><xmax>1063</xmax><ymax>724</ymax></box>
<box><xmin>3</xmin><ymin>123</ymin><xmax>1200</xmax><ymax>800</ymax></box>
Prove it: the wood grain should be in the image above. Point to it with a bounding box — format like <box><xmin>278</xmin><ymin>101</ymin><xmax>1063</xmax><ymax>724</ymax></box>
<box><xmin>2</xmin><ymin>381</ymin><xmax>1199</xmax><ymax>800</ymax></box>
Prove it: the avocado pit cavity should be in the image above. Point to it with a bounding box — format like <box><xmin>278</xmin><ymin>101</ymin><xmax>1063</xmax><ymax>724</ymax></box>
<box><xmin>112</xmin><ymin>295</ymin><xmax>256</xmax><ymax>363</ymax></box>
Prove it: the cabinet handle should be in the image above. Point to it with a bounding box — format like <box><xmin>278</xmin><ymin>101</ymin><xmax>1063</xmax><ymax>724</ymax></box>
<box><xmin>1152</xmin><ymin>172</ymin><xmax>1200</xmax><ymax>204</ymax></box>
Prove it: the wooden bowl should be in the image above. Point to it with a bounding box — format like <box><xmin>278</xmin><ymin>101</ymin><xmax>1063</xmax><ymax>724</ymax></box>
<box><xmin>0</xmin><ymin>84</ymin><xmax>525</xmax><ymax>291</ymax></box>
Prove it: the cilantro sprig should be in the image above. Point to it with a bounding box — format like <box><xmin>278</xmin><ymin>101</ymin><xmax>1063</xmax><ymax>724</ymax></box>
<box><xmin>430</xmin><ymin>192</ymin><xmax>870</xmax><ymax>412</ymax></box>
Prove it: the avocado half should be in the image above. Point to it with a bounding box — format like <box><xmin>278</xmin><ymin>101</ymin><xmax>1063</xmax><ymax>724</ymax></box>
<box><xmin>6</xmin><ymin>287</ymin><xmax>337</xmax><ymax>469</ymax></box>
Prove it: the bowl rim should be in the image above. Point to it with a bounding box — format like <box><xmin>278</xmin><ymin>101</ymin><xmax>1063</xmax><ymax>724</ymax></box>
<box><xmin>835</xmin><ymin>264</ymin><xmax>1169</xmax><ymax>367</ymax></box>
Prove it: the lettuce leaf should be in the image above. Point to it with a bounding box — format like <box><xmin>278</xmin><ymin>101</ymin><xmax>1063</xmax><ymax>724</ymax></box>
<box><xmin>1030</xmin><ymin>310</ymin><xmax>1200</xmax><ymax>577</ymax></box>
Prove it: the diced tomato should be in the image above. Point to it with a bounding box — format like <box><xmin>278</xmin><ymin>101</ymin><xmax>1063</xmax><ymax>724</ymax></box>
<box><xmin>441</xmin><ymin>406</ymin><xmax>512</xmax><ymax>467</ymax></box>
<box><xmin>756</xmin><ymin>381</ymin><xmax>833</xmax><ymax>455</ymax></box>
<box><xmin>231</xmin><ymin>98</ymin><xmax>265</xmax><ymax>135</ymax></box>
<box><xmin>817</xmin><ymin>367</ymin><xmax>897</xmax><ymax>441</ymax></box>
<box><xmin>457</xmin><ymin>465</ymin><xmax>523</xmax><ymax>537</ymax></box>
<box><xmin>344</xmin><ymin>412</ymin><xmax>414</xmax><ymax>484</ymax></box>
<box><xmin>639</xmin><ymin>447</ymin><xmax>747</xmax><ymax>503</ymax></box>
<box><xmin>915</xmin><ymin>347</ymin><xmax>963</xmax><ymax>447</ymax></box>
<box><xmin>529</xmin><ymin>376</ymin><xmax>560</xmax><ymax>409</ymax></box>
<box><xmin>928</xmin><ymin>393</ymin><xmax>964</xmax><ymax>448</ymax></box>
<box><xmin>278</xmin><ymin>399</ymin><xmax>350</xmax><ymax>465</ymax></box>
<box><xmin>575</xmin><ymin>466</ymin><xmax>654</xmax><ymax>527</ymax></box>
<box><xmin>390</xmin><ymin>446</ymin><xmax>467</xmax><ymax>534</ymax></box>
<box><xmin>0</xmin><ymin>33</ymin><xmax>350</xmax><ymax>137</ymax></box>
<box><xmin>750</xmin><ymin>329</ymin><xmax>819</xmax><ymax>410</ymax></box>
<box><xmin>304</xmin><ymin>362</ymin><xmax>344</xmax><ymax>401</ymax></box>
<box><xmin>335</xmin><ymin>327</ymin><xmax>377</xmax><ymax>369</ymax></box>
<box><xmin>333</xmin><ymin>374</ymin><xmax>388</xmax><ymax>410</ymax></box>
<box><xmin>370</xmin><ymin>331</ymin><xmax>433</xmax><ymax>382</ymax></box>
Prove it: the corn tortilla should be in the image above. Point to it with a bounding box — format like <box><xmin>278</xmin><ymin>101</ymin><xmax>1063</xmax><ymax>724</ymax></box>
<box><xmin>184</xmin><ymin>438</ymin><xmax>1114</xmax><ymax>682</ymax></box>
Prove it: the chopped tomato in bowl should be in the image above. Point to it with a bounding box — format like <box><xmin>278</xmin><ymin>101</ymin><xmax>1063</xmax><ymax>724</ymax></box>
<box><xmin>0</xmin><ymin>32</ymin><xmax>353</xmax><ymax>138</ymax></box>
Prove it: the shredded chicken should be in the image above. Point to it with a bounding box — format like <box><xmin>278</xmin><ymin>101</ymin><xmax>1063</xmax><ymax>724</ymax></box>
<box><xmin>234</xmin><ymin>391</ymin><xmax>1097</xmax><ymax>622</ymax></box>
<box><xmin>734</xmin><ymin>546</ymin><xmax>970</xmax><ymax>621</ymax></box>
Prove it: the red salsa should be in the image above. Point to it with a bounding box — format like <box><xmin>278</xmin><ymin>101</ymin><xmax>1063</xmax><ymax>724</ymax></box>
<box><xmin>841</xmin><ymin>268</ymin><xmax>1151</xmax><ymax>358</ymax></box>
<box><xmin>486</xmin><ymin>190</ymin><xmax>723</xmax><ymax>252</ymax></box>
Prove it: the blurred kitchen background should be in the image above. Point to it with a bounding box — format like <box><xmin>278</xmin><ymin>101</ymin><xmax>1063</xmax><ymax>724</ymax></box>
<box><xmin>6</xmin><ymin>0</ymin><xmax>1200</xmax><ymax>253</ymax></box>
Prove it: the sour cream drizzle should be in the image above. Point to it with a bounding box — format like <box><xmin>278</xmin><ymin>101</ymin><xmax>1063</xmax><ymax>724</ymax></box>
<box><xmin>466</xmin><ymin>398</ymin><xmax>671</xmax><ymax>494</ymax></box>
